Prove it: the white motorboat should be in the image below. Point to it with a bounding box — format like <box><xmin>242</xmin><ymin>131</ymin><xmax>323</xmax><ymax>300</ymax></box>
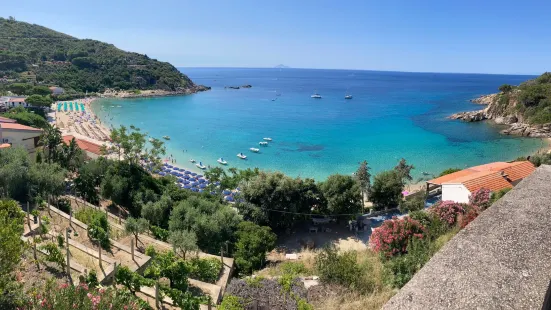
<box><xmin>189</xmin><ymin>159</ymin><xmax>196</xmax><ymax>163</ymax></box>
<box><xmin>263</xmin><ymin>137</ymin><xmax>272</xmax><ymax>141</ymax></box>
<box><xmin>237</xmin><ymin>153</ymin><xmax>247</xmax><ymax>159</ymax></box>
<box><xmin>259</xmin><ymin>141</ymin><xmax>268</xmax><ymax>146</ymax></box>
<box><xmin>217</xmin><ymin>158</ymin><xmax>228</xmax><ymax>165</ymax></box>
<box><xmin>311</xmin><ymin>93</ymin><xmax>322</xmax><ymax>99</ymax></box>
<box><xmin>249</xmin><ymin>148</ymin><xmax>260</xmax><ymax>153</ymax></box>
<box><xmin>345</xmin><ymin>94</ymin><xmax>353</xmax><ymax>99</ymax></box>
<box><xmin>163</xmin><ymin>135</ymin><xmax>170</xmax><ymax>140</ymax></box>
<box><xmin>196</xmin><ymin>161</ymin><xmax>207</xmax><ymax>169</ymax></box>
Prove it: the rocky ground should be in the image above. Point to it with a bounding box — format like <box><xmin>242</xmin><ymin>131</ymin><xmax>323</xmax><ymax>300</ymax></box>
<box><xmin>470</xmin><ymin>93</ymin><xmax>498</xmax><ymax>105</ymax></box>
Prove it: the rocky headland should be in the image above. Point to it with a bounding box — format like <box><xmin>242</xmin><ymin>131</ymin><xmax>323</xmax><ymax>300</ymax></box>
<box><xmin>450</xmin><ymin>91</ymin><xmax>551</xmax><ymax>138</ymax></box>
<box><xmin>101</xmin><ymin>85</ymin><xmax>211</xmax><ymax>99</ymax></box>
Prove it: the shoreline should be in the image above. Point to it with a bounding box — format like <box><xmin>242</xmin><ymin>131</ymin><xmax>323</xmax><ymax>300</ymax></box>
<box><xmin>89</xmin><ymin>98</ymin><xmax>205</xmax><ymax>175</ymax></box>
<box><xmin>99</xmin><ymin>86</ymin><xmax>210</xmax><ymax>100</ymax></box>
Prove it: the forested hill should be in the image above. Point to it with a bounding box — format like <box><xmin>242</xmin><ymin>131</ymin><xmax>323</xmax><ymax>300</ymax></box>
<box><xmin>0</xmin><ymin>17</ymin><xmax>206</xmax><ymax>93</ymax></box>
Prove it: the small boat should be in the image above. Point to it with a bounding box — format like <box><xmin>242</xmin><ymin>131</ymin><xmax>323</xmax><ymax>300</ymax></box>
<box><xmin>263</xmin><ymin>137</ymin><xmax>272</xmax><ymax>141</ymax></box>
<box><xmin>345</xmin><ymin>94</ymin><xmax>353</xmax><ymax>99</ymax></box>
<box><xmin>311</xmin><ymin>93</ymin><xmax>322</xmax><ymax>99</ymax></box>
<box><xmin>250</xmin><ymin>148</ymin><xmax>260</xmax><ymax>153</ymax></box>
<box><xmin>148</xmin><ymin>138</ymin><xmax>154</xmax><ymax>142</ymax></box>
<box><xmin>217</xmin><ymin>158</ymin><xmax>228</xmax><ymax>165</ymax></box>
<box><xmin>237</xmin><ymin>153</ymin><xmax>247</xmax><ymax>159</ymax></box>
<box><xmin>259</xmin><ymin>141</ymin><xmax>268</xmax><ymax>146</ymax></box>
<box><xmin>189</xmin><ymin>159</ymin><xmax>196</xmax><ymax>163</ymax></box>
<box><xmin>422</xmin><ymin>172</ymin><xmax>430</xmax><ymax>175</ymax></box>
<box><xmin>163</xmin><ymin>136</ymin><xmax>170</xmax><ymax>140</ymax></box>
<box><xmin>196</xmin><ymin>162</ymin><xmax>207</xmax><ymax>169</ymax></box>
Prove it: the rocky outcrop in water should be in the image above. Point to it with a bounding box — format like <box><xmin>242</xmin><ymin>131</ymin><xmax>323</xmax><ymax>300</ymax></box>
<box><xmin>501</xmin><ymin>123</ymin><xmax>551</xmax><ymax>137</ymax></box>
<box><xmin>449</xmin><ymin>110</ymin><xmax>487</xmax><ymax>122</ymax></box>
<box><xmin>450</xmin><ymin>91</ymin><xmax>551</xmax><ymax>138</ymax></box>
<box><xmin>470</xmin><ymin>94</ymin><xmax>498</xmax><ymax>105</ymax></box>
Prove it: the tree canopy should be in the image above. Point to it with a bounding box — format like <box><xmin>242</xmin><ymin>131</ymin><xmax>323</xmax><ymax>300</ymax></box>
<box><xmin>370</xmin><ymin>170</ymin><xmax>404</xmax><ymax>211</ymax></box>
<box><xmin>0</xmin><ymin>17</ymin><xmax>200</xmax><ymax>93</ymax></box>
<box><xmin>234</xmin><ymin>221</ymin><xmax>277</xmax><ymax>275</ymax></box>
<box><xmin>319</xmin><ymin>174</ymin><xmax>362</xmax><ymax>215</ymax></box>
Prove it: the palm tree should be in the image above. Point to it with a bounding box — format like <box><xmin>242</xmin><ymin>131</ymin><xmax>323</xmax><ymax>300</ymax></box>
<box><xmin>40</xmin><ymin>125</ymin><xmax>62</xmax><ymax>163</ymax></box>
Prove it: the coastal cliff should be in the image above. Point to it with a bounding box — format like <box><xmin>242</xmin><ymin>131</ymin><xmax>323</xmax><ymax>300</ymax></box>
<box><xmin>450</xmin><ymin>73</ymin><xmax>551</xmax><ymax>138</ymax></box>
<box><xmin>0</xmin><ymin>17</ymin><xmax>208</xmax><ymax>95</ymax></box>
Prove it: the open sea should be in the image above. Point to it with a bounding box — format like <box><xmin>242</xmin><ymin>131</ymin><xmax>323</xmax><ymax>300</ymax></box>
<box><xmin>91</xmin><ymin>68</ymin><xmax>546</xmax><ymax>182</ymax></box>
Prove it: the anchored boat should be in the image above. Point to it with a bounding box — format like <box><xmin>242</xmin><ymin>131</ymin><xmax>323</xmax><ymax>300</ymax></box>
<box><xmin>196</xmin><ymin>161</ymin><xmax>207</xmax><ymax>169</ymax></box>
<box><xmin>250</xmin><ymin>148</ymin><xmax>260</xmax><ymax>153</ymax></box>
<box><xmin>237</xmin><ymin>153</ymin><xmax>247</xmax><ymax>159</ymax></box>
<box><xmin>217</xmin><ymin>158</ymin><xmax>228</xmax><ymax>165</ymax></box>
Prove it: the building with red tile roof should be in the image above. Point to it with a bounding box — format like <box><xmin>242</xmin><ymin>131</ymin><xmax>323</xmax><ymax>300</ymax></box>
<box><xmin>0</xmin><ymin>116</ymin><xmax>16</xmax><ymax>123</ymax></box>
<box><xmin>0</xmin><ymin>122</ymin><xmax>42</xmax><ymax>155</ymax></box>
<box><xmin>426</xmin><ymin>161</ymin><xmax>535</xmax><ymax>203</ymax></box>
<box><xmin>62</xmin><ymin>135</ymin><xmax>104</xmax><ymax>159</ymax></box>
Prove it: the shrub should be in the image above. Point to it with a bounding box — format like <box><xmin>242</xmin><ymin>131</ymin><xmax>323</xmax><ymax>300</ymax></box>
<box><xmin>145</xmin><ymin>245</ymin><xmax>157</xmax><ymax>257</ymax></box>
<box><xmin>27</xmin><ymin>281</ymin><xmax>152</xmax><ymax>309</ymax></box>
<box><xmin>459</xmin><ymin>204</ymin><xmax>480</xmax><ymax>229</ymax></box>
<box><xmin>55</xmin><ymin>197</ymin><xmax>72</xmax><ymax>214</ymax></box>
<box><xmin>490</xmin><ymin>188</ymin><xmax>511</xmax><ymax>204</ymax></box>
<box><xmin>219</xmin><ymin>295</ymin><xmax>245</xmax><ymax>310</ymax></box>
<box><xmin>84</xmin><ymin>210</ymin><xmax>111</xmax><ymax>250</ymax></box>
<box><xmin>469</xmin><ymin>188</ymin><xmax>491</xmax><ymax>211</ymax></box>
<box><xmin>369</xmin><ymin>217</ymin><xmax>426</xmax><ymax>257</ymax></box>
<box><xmin>85</xmin><ymin>269</ymin><xmax>99</xmax><ymax>288</ymax></box>
<box><xmin>428</xmin><ymin>201</ymin><xmax>466</xmax><ymax>227</ymax></box>
<box><xmin>187</xmin><ymin>257</ymin><xmax>223</xmax><ymax>284</ymax></box>
<box><xmin>150</xmin><ymin>225</ymin><xmax>170</xmax><ymax>242</ymax></box>
<box><xmin>398</xmin><ymin>192</ymin><xmax>426</xmax><ymax>213</ymax></box>
<box><xmin>39</xmin><ymin>242</ymin><xmax>65</xmax><ymax>270</ymax></box>
<box><xmin>438</xmin><ymin>168</ymin><xmax>461</xmax><ymax>177</ymax></box>
<box><xmin>116</xmin><ymin>266</ymin><xmax>154</xmax><ymax>295</ymax></box>
<box><xmin>315</xmin><ymin>245</ymin><xmax>376</xmax><ymax>293</ymax></box>
<box><xmin>56</xmin><ymin>234</ymin><xmax>64</xmax><ymax>248</ymax></box>
<box><xmin>384</xmin><ymin>238</ymin><xmax>432</xmax><ymax>288</ymax></box>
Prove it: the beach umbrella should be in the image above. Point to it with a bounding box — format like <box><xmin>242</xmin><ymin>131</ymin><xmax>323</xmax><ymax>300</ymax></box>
<box><xmin>222</xmin><ymin>190</ymin><xmax>231</xmax><ymax>195</ymax></box>
<box><xmin>185</xmin><ymin>171</ymin><xmax>191</xmax><ymax>174</ymax></box>
<box><xmin>167</xmin><ymin>164</ymin><xmax>173</xmax><ymax>168</ymax></box>
<box><xmin>191</xmin><ymin>182</ymin><xmax>199</xmax><ymax>187</ymax></box>
<box><xmin>179</xmin><ymin>178</ymin><xmax>184</xmax><ymax>182</ymax></box>
<box><xmin>183</xmin><ymin>180</ymin><xmax>190</xmax><ymax>185</ymax></box>
<box><xmin>224</xmin><ymin>196</ymin><xmax>234</xmax><ymax>202</ymax></box>
<box><xmin>197</xmin><ymin>175</ymin><xmax>204</xmax><ymax>178</ymax></box>
<box><xmin>184</xmin><ymin>185</ymin><xmax>192</xmax><ymax>189</ymax></box>
<box><xmin>159</xmin><ymin>172</ymin><xmax>166</xmax><ymax>176</ymax></box>
<box><xmin>191</xmin><ymin>188</ymin><xmax>199</xmax><ymax>192</ymax></box>
<box><xmin>191</xmin><ymin>172</ymin><xmax>197</xmax><ymax>176</ymax></box>
<box><xmin>183</xmin><ymin>174</ymin><xmax>190</xmax><ymax>179</ymax></box>
<box><xmin>170</xmin><ymin>171</ymin><xmax>178</xmax><ymax>175</ymax></box>
<box><xmin>198</xmin><ymin>179</ymin><xmax>206</xmax><ymax>183</ymax></box>
<box><xmin>199</xmin><ymin>184</ymin><xmax>206</xmax><ymax>189</ymax></box>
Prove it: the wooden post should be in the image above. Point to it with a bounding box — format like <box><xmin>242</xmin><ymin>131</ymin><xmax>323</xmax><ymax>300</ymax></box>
<box><xmin>47</xmin><ymin>195</ymin><xmax>51</xmax><ymax>215</ymax></box>
<box><xmin>207</xmin><ymin>296</ymin><xmax>212</xmax><ymax>310</ymax></box>
<box><xmin>33</xmin><ymin>242</ymin><xmax>39</xmax><ymax>270</ymax></box>
<box><xmin>220</xmin><ymin>246</ymin><xmax>224</xmax><ymax>265</ymax></box>
<box><xmin>118</xmin><ymin>208</ymin><xmax>121</xmax><ymax>225</ymax></box>
<box><xmin>38</xmin><ymin>215</ymin><xmax>43</xmax><ymax>238</ymax></box>
<box><xmin>112</xmin><ymin>262</ymin><xmax>118</xmax><ymax>287</ymax></box>
<box><xmin>131</xmin><ymin>240</ymin><xmax>135</xmax><ymax>261</ymax></box>
<box><xmin>65</xmin><ymin>228</ymin><xmax>71</xmax><ymax>280</ymax></box>
<box><xmin>26</xmin><ymin>202</ymin><xmax>31</xmax><ymax>233</ymax></box>
<box><xmin>155</xmin><ymin>282</ymin><xmax>160</xmax><ymax>310</ymax></box>
<box><xmin>69</xmin><ymin>204</ymin><xmax>73</xmax><ymax>225</ymax></box>
<box><xmin>99</xmin><ymin>245</ymin><xmax>102</xmax><ymax>268</ymax></box>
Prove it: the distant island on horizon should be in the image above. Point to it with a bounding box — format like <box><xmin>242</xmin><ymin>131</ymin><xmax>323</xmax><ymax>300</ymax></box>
<box><xmin>274</xmin><ymin>64</ymin><xmax>290</xmax><ymax>69</ymax></box>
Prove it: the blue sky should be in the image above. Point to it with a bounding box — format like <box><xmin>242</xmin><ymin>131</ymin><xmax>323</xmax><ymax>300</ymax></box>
<box><xmin>4</xmin><ymin>0</ymin><xmax>551</xmax><ymax>74</ymax></box>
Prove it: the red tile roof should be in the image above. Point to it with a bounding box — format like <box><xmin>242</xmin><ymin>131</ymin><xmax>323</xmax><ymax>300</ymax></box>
<box><xmin>0</xmin><ymin>123</ymin><xmax>42</xmax><ymax>132</ymax></box>
<box><xmin>429</xmin><ymin>161</ymin><xmax>535</xmax><ymax>193</ymax></box>
<box><xmin>501</xmin><ymin>161</ymin><xmax>536</xmax><ymax>182</ymax></box>
<box><xmin>9</xmin><ymin>98</ymin><xmax>26</xmax><ymax>103</ymax></box>
<box><xmin>0</xmin><ymin>116</ymin><xmax>16</xmax><ymax>123</ymax></box>
<box><xmin>62</xmin><ymin>135</ymin><xmax>103</xmax><ymax>155</ymax></box>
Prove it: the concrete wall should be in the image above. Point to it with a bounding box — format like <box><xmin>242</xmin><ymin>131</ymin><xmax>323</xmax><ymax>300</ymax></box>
<box><xmin>441</xmin><ymin>183</ymin><xmax>470</xmax><ymax>203</ymax></box>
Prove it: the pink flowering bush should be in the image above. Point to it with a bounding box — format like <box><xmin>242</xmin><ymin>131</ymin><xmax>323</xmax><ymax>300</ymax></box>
<box><xmin>369</xmin><ymin>216</ymin><xmax>426</xmax><ymax>257</ymax></box>
<box><xmin>469</xmin><ymin>188</ymin><xmax>491</xmax><ymax>211</ymax></box>
<box><xmin>428</xmin><ymin>200</ymin><xmax>466</xmax><ymax>227</ymax></box>
<box><xmin>24</xmin><ymin>281</ymin><xmax>152</xmax><ymax>310</ymax></box>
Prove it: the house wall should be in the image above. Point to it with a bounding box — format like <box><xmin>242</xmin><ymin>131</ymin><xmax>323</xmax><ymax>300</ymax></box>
<box><xmin>442</xmin><ymin>183</ymin><xmax>471</xmax><ymax>203</ymax></box>
<box><xmin>0</xmin><ymin>129</ymin><xmax>41</xmax><ymax>154</ymax></box>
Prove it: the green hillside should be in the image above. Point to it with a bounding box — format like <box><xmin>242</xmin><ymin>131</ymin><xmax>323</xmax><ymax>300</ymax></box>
<box><xmin>0</xmin><ymin>17</ymin><xmax>201</xmax><ymax>93</ymax></box>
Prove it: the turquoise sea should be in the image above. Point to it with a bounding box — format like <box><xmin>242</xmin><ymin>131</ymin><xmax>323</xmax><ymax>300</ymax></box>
<box><xmin>92</xmin><ymin>68</ymin><xmax>546</xmax><ymax>181</ymax></box>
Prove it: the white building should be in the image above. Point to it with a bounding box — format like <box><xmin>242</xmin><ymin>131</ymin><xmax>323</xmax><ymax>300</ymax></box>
<box><xmin>0</xmin><ymin>122</ymin><xmax>42</xmax><ymax>155</ymax></box>
<box><xmin>426</xmin><ymin>161</ymin><xmax>536</xmax><ymax>203</ymax></box>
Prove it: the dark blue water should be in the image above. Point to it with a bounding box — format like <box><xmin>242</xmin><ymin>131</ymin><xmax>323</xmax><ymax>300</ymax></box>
<box><xmin>92</xmin><ymin>68</ymin><xmax>545</xmax><ymax>181</ymax></box>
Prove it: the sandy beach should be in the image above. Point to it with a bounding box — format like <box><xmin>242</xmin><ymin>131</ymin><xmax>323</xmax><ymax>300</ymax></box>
<box><xmin>50</xmin><ymin>98</ymin><xmax>112</xmax><ymax>146</ymax></box>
